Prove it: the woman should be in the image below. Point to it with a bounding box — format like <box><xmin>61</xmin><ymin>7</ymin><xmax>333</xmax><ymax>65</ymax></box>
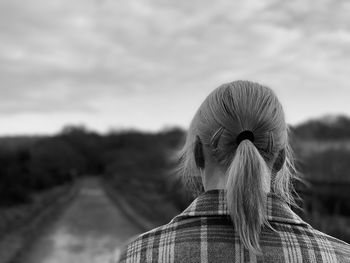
<box><xmin>116</xmin><ymin>80</ymin><xmax>350</xmax><ymax>262</ymax></box>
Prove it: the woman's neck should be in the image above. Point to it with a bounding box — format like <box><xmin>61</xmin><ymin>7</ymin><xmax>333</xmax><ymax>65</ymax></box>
<box><xmin>202</xmin><ymin>166</ymin><xmax>227</xmax><ymax>191</ymax></box>
<box><xmin>202</xmin><ymin>165</ymin><xmax>271</xmax><ymax>193</ymax></box>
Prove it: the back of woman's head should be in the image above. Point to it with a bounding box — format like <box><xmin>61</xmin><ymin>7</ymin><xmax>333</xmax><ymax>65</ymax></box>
<box><xmin>177</xmin><ymin>80</ymin><xmax>295</xmax><ymax>254</ymax></box>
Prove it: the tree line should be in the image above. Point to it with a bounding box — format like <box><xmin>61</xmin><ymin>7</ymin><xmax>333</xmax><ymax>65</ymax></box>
<box><xmin>1</xmin><ymin>115</ymin><xmax>350</xmax><ymax>221</ymax></box>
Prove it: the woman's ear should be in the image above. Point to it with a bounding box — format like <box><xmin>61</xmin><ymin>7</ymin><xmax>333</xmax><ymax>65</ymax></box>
<box><xmin>194</xmin><ymin>135</ymin><xmax>205</xmax><ymax>169</ymax></box>
<box><xmin>272</xmin><ymin>149</ymin><xmax>286</xmax><ymax>173</ymax></box>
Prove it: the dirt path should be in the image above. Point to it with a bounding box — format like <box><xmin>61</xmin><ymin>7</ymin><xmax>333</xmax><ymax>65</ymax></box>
<box><xmin>18</xmin><ymin>177</ymin><xmax>143</xmax><ymax>263</ymax></box>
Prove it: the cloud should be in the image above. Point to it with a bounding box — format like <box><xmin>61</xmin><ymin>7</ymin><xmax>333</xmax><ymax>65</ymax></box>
<box><xmin>0</xmin><ymin>0</ymin><xmax>350</xmax><ymax>133</ymax></box>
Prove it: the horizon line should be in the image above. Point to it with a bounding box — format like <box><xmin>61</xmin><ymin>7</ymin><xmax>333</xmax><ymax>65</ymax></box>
<box><xmin>1</xmin><ymin>113</ymin><xmax>349</xmax><ymax>138</ymax></box>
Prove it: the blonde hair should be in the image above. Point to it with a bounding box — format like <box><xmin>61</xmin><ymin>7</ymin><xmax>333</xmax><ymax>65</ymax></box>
<box><xmin>176</xmin><ymin>80</ymin><xmax>296</xmax><ymax>254</ymax></box>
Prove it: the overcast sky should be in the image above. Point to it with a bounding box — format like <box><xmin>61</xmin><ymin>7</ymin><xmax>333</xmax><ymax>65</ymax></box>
<box><xmin>1</xmin><ymin>0</ymin><xmax>350</xmax><ymax>135</ymax></box>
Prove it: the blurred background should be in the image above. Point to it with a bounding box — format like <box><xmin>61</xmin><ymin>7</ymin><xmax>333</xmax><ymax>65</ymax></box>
<box><xmin>1</xmin><ymin>0</ymin><xmax>350</xmax><ymax>262</ymax></box>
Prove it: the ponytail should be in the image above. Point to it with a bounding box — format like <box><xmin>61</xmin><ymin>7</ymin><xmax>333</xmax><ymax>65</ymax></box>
<box><xmin>226</xmin><ymin>139</ymin><xmax>271</xmax><ymax>254</ymax></box>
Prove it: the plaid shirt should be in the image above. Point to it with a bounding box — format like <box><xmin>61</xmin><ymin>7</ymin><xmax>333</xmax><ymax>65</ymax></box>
<box><xmin>115</xmin><ymin>189</ymin><xmax>350</xmax><ymax>263</ymax></box>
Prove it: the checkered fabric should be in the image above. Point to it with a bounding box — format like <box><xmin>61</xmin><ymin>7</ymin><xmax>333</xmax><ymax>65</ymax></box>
<box><xmin>115</xmin><ymin>189</ymin><xmax>350</xmax><ymax>263</ymax></box>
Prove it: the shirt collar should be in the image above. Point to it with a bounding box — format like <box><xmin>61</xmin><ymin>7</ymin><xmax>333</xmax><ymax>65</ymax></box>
<box><xmin>173</xmin><ymin>189</ymin><xmax>308</xmax><ymax>226</ymax></box>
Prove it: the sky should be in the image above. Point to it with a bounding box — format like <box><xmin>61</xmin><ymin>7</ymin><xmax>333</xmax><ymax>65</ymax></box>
<box><xmin>0</xmin><ymin>0</ymin><xmax>350</xmax><ymax>135</ymax></box>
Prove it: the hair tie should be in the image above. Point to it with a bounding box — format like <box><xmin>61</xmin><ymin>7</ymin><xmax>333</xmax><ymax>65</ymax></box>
<box><xmin>236</xmin><ymin>130</ymin><xmax>255</xmax><ymax>145</ymax></box>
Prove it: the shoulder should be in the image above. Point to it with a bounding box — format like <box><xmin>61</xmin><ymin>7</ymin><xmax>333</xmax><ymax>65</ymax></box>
<box><xmin>114</xmin><ymin>216</ymin><xmax>207</xmax><ymax>263</ymax></box>
<box><xmin>315</xmin><ymin>228</ymin><xmax>350</xmax><ymax>249</ymax></box>
<box><xmin>114</xmin><ymin>221</ymin><xmax>177</xmax><ymax>263</ymax></box>
<box><xmin>305</xmin><ymin>226</ymin><xmax>350</xmax><ymax>262</ymax></box>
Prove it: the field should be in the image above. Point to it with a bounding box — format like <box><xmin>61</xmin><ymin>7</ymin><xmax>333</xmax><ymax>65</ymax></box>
<box><xmin>1</xmin><ymin>116</ymin><xmax>350</xmax><ymax>250</ymax></box>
